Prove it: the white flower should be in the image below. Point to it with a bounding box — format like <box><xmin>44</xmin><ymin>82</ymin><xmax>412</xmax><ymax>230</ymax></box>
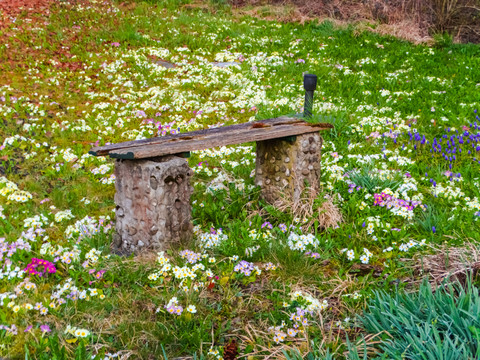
<box><xmin>186</xmin><ymin>305</ymin><xmax>197</xmax><ymax>313</ymax></box>
<box><xmin>346</xmin><ymin>250</ymin><xmax>355</xmax><ymax>260</ymax></box>
<box><xmin>360</xmin><ymin>255</ymin><xmax>369</xmax><ymax>264</ymax></box>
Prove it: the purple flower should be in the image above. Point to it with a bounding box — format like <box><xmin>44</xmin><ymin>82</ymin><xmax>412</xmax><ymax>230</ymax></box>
<box><xmin>261</xmin><ymin>221</ymin><xmax>273</xmax><ymax>229</ymax></box>
<box><xmin>432</xmin><ymin>226</ymin><xmax>436</xmax><ymax>234</ymax></box>
<box><xmin>24</xmin><ymin>325</ymin><xmax>33</xmax><ymax>332</ymax></box>
<box><xmin>40</xmin><ymin>325</ymin><xmax>51</xmax><ymax>333</ymax></box>
<box><xmin>234</xmin><ymin>260</ymin><xmax>255</xmax><ymax>276</ymax></box>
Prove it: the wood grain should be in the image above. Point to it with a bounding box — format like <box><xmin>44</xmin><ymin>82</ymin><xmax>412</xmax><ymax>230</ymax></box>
<box><xmin>89</xmin><ymin>116</ymin><xmax>333</xmax><ymax>159</ymax></box>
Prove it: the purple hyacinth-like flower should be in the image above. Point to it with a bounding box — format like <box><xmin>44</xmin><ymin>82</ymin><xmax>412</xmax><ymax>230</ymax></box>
<box><xmin>432</xmin><ymin>226</ymin><xmax>436</xmax><ymax>234</ymax></box>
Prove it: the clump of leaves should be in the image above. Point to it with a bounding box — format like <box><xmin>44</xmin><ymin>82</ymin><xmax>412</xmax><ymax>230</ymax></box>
<box><xmin>416</xmin><ymin>203</ymin><xmax>451</xmax><ymax>235</ymax></box>
<box><xmin>359</xmin><ymin>278</ymin><xmax>480</xmax><ymax>359</ymax></box>
<box><xmin>348</xmin><ymin>167</ymin><xmax>402</xmax><ymax>192</ymax></box>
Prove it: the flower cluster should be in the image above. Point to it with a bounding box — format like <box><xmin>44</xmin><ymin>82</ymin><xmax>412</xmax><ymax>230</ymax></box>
<box><xmin>198</xmin><ymin>229</ymin><xmax>228</xmax><ymax>249</ymax></box>
<box><xmin>233</xmin><ymin>260</ymin><xmax>255</xmax><ymax>276</ymax></box>
<box><xmin>373</xmin><ymin>192</ymin><xmax>423</xmax><ymax>216</ymax></box>
<box><xmin>24</xmin><ymin>258</ymin><xmax>56</xmax><ymax>277</ymax></box>
<box><xmin>164</xmin><ymin>297</ymin><xmax>184</xmax><ymax>316</ymax></box>
<box><xmin>287</xmin><ymin>233</ymin><xmax>319</xmax><ymax>252</ymax></box>
<box><xmin>65</xmin><ymin>325</ymin><xmax>91</xmax><ymax>338</ymax></box>
<box><xmin>179</xmin><ymin>250</ymin><xmax>201</xmax><ymax>264</ymax></box>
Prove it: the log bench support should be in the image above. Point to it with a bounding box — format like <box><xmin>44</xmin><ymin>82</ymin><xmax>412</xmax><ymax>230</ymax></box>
<box><xmin>255</xmin><ymin>132</ymin><xmax>322</xmax><ymax>205</ymax></box>
<box><xmin>112</xmin><ymin>156</ymin><xmax>193</xmax><ymax>254</ymax></box>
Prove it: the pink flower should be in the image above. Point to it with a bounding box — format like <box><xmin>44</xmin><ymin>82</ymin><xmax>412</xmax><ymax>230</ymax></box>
<box><xmin>24</xmin><ymin>258</ymin><xmax>56</xmax><ymax>277</ymax></box>
<box><xmin>40</xmin><ymin>324</ymin><xmax>51</xmax><ymax>333</ymax></box>
<box><xmin>111</xmin><ymin>42</ymin><xmax>120</xmax><ymax>47</ymax></box>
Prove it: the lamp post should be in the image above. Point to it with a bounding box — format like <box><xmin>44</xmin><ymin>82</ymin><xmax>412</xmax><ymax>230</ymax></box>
<box><xmin>303</xmin><ymin>73</ymin><xmax>317</xmax><ymax>118</ymax></box>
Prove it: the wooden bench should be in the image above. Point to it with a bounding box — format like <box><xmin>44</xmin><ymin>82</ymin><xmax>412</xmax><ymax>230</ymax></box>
<box><xmin>89</xmin><ymin>75</ymin><xmax>333</xmax><ymax>254</ymax></box>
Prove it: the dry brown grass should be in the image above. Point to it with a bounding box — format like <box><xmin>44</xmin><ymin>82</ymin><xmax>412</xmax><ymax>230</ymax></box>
<box><xmin>230</xmin><ymin>0</ymin><xmax>434</xmax><ymax>43</ymax></box>
<box><xmin>229</xmin><ymin>0</ymin><xmax>480</xmax><ymax>43</ymax></box>
<box><xmin>273</xmin><ymin>187</ymin><xmax>343</xmax><ymax>230</ymax></box>
<box><xmin>407</xmin><ymin>242</ymin><xmax>480</xmax><ymax>286</ymax></box>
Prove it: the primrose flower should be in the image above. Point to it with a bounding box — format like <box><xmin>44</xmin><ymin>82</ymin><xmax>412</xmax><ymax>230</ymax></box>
<box><xmin>186</xmin><ymin>305</ymin><xmax>197</xmax><ymax>313</ymax></box>
<box><xmin>346</xmin><ymin>250</ymin><xmax>355</xmax><ymax>261</ymax></box>
<box><xmin>24</xmin><ymin>258</ymin><xmax>56</xmax><ymax>277</ymax></box>
<box><xmin>273</xmin><ymin>331</ymin><xmax>287</xmax><ymax>343</ymax></box>
<box><xmin>234</xmin><ymin>260</ymin><xmax>255</xmax><ymax>276</ymax></box>
<box><xmin>74</xmin><ymin>328</ymin><xmax>90</xmax><ymax>338</ymax></box>
<box><xmin>208</xmin><ymin>348</ymin><xmax>219</xmax><ymax>356</ymax></box>
<box><xmin>287</xmin><ymin>328</ymin><xmax>297</xmax><ymax>337</ymax></box>
<box><xmin>359</xmin><ymin>255</ymin><xmax>369</xmax><ymax>264</ymax></box>
<box><xmin>264</xmin><ymin>262</ymin><xmax>277</xmax><ymax>270</ymax></box>
<box><xmin>40</xmin><ymin>324</ymin><xmax>51</xmax><ymax>333</ymax></box>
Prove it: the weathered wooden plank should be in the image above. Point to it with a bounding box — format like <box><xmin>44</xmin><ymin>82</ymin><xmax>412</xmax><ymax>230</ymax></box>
<box><xmin>108</xmin><ymin>121</ymin><xmax>333</xmax><ymax>160</ymax></box>
<box><xmin>89</xmin><ymin>116</ymin><xmax>331</xmax><ymax>157</ymax></box>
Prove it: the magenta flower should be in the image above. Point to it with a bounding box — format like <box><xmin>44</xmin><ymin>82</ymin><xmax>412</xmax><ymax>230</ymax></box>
<box><xmin>24</xmin><ymin>258</ymin><xmax>56</xmax><ymax>277</ymax></box>
<box><xmin>40</xmin><ymin>324</ymin><xmax>51</xmax><ymax>333</ymax></box>
<box><xmin>24</xmin><ymin>325</ymin><xmax>33</xmax><ymax>332</ymax></box>
<box><xmin>111</xmin><ymin>42</ymin><xmax>120</xmax><ymax>47</ymax></box>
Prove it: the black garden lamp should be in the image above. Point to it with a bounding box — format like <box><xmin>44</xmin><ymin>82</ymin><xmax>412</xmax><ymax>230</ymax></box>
<box><xmin>303</xmin><ymin>73</ymin><xmax>317</xmax><ymax>118</ymax></box>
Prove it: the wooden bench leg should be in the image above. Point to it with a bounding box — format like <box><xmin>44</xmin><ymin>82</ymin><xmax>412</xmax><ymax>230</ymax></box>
<box><xmin>112</xmin><ymin>156</ymin><xmax>193</xmax><ymax>254</ymax></box>
<box><xmin>255</xmin><ymin>133</ymin><xmax>322</xmax><ymax>205</ymax></box>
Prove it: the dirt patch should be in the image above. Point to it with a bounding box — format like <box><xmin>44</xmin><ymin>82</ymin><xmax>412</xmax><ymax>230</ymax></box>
<box><xmin>0</xmin><ymin>0</ymin><xmax>54</xmax><ymax>26</ymax></box>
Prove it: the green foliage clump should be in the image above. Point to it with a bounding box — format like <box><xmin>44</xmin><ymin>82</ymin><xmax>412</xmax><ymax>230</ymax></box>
<box><xmin>360</xmin><ymin>279</ymin><xmax>480</xmax><ymax>359</ymax></box>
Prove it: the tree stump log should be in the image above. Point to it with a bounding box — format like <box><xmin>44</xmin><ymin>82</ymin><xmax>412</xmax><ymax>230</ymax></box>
<box><xmin>112</xmin><ymin>155</ymin><xmax>193</xmax><ymax>254</ymax></box>
<box><xmin>255</xmin><ymin>133</ymin><xmax>322</xmax><ymax>205</ymax></box>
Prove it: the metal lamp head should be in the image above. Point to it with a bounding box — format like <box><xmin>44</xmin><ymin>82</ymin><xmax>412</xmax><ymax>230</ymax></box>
<box><xmin>303</xmin><ymin>74</ymin><xmax>317</xmax><ymax>91</ymax></box>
